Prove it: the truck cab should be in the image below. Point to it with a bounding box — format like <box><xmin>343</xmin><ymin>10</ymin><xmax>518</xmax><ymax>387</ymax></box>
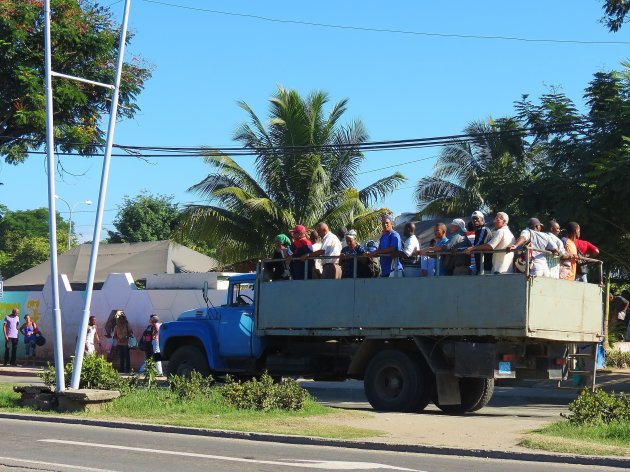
<box><xmin>159</xmin><ymin>274</ymin><xmax>263</xmax><ymax>377</ymax></box>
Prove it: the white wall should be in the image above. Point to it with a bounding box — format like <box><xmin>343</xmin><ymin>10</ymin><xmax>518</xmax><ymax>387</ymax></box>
<box><xmin>0</xmin><ymin>272</ymin><xmax>229</xmax><ymax>364</ymax></box>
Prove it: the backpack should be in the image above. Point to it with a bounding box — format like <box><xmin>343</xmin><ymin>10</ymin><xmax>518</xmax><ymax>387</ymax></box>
<box><xmin>139</xmin><ymin>326</ymin><xmax>153</xmax><ymax>351</ymax></box>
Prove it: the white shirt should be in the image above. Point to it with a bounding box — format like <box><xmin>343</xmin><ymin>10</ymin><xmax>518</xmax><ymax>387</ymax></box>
<box><xmin>402</xmin><ymin>235</ymin><xmax>420</xmax><ymax>262</ymax></box>
<box><xmin>320</xmin><ymin>231</ymin><xmax>342</xmax><ymax>265</ymax></box>
<box><xmin>520</xmin><ymin>229</ymin><xmax>556</xmax><ymax>275</ymax></box>
<box><xmin>487</xmin><ymin>225</ymin><xmax>515</xmax><ymax>274</ymax></box>
<box><xmin>311</xmin><ymin>242</ymin><xmax>323</xmax><ymax>271</ymax></box>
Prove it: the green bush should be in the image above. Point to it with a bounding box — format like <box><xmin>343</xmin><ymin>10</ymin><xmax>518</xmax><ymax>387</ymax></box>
<box><xmin>563</xmin><ymin>388</ymin><xmax>630</xmax><ymax>425</ymax></box>
<box><xmin>142</xmin><ymin>357</ymin><xmax>159</xmax><ymax>389</ymax></box>
<box><xmin>608</xmin><ymin>322</ymin><xmax>627</xmax><ymax>345</ymax></box>
<box><xmin>221</xmin><ymin>373</ymin><xmax>310</xmax><ymax>411</ymax></box>
<box><xmin>168</xmin><ymin>371</ymin><xmax>214</xmax><ymax>399</ymax></box>
<box><xmin>606</xmin><ymin>349</ymin><xmax>630</xmax><ymax>369</ymax></box>
<box><xmin>39</xmin><ymin>355</ymin><xmax>136</xmax><ymax>395</ymax></box>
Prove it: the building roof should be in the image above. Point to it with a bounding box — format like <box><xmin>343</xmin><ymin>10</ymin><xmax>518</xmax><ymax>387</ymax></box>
<box><xmin>4</xmin><ymin>240</ymin><xmax>218</xmax><ymax>290</ymax></box>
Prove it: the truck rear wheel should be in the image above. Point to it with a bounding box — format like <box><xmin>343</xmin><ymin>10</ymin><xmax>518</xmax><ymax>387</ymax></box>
<box><xmin>364</xmin><ymin>349</ymin><xmax>432</xmax><ymax>412</ymax></box>
<box><xmin>167</xmin><ymin>346</ymin><xmax>210</xmax><ymax>378</ymax></box>
<box><xmin>434</xmin><ymin>377</ymin><xmax>494</xmax><ymax>414</ymax></box>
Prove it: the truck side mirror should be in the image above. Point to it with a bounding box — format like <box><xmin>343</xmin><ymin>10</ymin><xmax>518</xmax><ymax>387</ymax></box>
<box><xmin>202</xmin><ymin>281</ymin><xmax>209</xmax><ymax>305</ymax></box>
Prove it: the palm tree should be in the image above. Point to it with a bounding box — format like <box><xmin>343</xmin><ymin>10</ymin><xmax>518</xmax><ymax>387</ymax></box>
<box><xmin>178</xmin><ymin>86</ymin><xmax>406</xmax><ymax>263</ymax></box>
<box><xmin>415</xmin><ymin>119</ymin><xmax>531</xmax><ymax>218</ymax></box>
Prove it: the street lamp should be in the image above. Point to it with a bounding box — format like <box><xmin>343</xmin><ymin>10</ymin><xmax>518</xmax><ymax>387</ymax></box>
<box><xmin>54</xmin><ymin>195</ymin><xmax>92</xmax><ymax>251</ymax></box>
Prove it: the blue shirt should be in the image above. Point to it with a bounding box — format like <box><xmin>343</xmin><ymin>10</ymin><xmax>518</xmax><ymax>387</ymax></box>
<box><xmin>379</xmin><ymin>230</ymin><xmax>403</xmax><ymax>277</ymax></box>
<box><xmin>435</xmin><ymin>236</ymin><xmax>449</xmax><ymax>276</ymax></box>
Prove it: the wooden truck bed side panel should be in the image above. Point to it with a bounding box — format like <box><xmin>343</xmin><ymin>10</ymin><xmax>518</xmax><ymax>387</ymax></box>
<box><xmin>527</xmin><ymin>277</ymin><xmax>603</xmax><ymax>341</ymax></box>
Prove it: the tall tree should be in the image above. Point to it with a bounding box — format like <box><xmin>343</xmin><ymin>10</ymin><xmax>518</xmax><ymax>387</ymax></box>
<box><xmin>415</xmin><ymin>118</ymin><xmax>533</xmax><ymax>222</ymax></box>
<box><xmin>0</xmin><ymin>0</ymin><xmax>151</xmax><ymax>163</ymax></box>
<box><xmin>178</xmin><ymin>86</ymin><xmax>405</xmax><ymax>263</ymax></box>
<box><xmin>108</xmin><ymin>191</ymin><xmax>180</xmax><ymax>243</ymax></box>
<box><xmin>0</xmin><ymin>207</ymin><xmax>70</xmax><ymax>278</ymax></box>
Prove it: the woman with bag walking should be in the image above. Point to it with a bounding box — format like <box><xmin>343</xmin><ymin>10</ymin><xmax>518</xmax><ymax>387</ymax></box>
<box><xmin>19</xmin><ymin>315</ymin><xmax>39</xmax><ymax>366</ymax></box>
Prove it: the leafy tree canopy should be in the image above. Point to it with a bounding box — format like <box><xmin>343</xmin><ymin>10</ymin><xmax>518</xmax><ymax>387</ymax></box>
<box><xmin>0</xmin><ymin>0</ymin><xmax>151</xmax><ymax>164</ymax></box>
<box><xmin>0</xmin><ymin>207</ymin><xmax>70</xmax><ymax>278</ymax></box>
<box><xmin>108</xmin><ymin>191</ymin><xmax>180</xmax><ymax>243</ymax></box>
<box><xmin>416</xmin><ymin>64</ymin><xmax>630</xmax><ymax>272</ymax></box>
<box><xmin>601</xmin><ymin>0</ymin><xmax>630</xmax><ymax>32</ymax></box>
<box><xmin>178</xmin><ymin>86</ymin><xmax>405</xmax><ymax>263</ymax></box>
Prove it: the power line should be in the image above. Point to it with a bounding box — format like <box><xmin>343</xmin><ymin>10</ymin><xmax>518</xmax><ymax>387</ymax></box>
<box><xmin>3</xmin><ymin>119</ymin><xmax>593</xmax><ymax>159</ymax></box>
<box><xmin>142</xmin><ymin>0</ymin><xmax>630</xmax><ymax>46</ymax></box>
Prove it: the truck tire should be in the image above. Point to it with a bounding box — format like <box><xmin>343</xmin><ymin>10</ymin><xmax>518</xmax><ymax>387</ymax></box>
<box><xmin>434</xmin><ymin>377</ymin><xmax>494</xmax><ymax>414</ymax></box>
<box><xmin>167</xmin><ymin>346</ymin><xmax>210</xmax><ymax>378</ymax></box>
<box><xmin>364</xmin><ymin>349</ymin><xmax>432</xmax><ymax>412</ymax></box>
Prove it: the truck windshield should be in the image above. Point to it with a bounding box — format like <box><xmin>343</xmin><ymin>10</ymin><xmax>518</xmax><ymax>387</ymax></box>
<box><xmin>232</xmin><ymin>283</ymin><xmax>255</xmax><ymax>306</ymax></box>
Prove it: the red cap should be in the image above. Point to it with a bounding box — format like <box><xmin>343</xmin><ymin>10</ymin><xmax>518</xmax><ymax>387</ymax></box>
<box><xmin>289</xmin><ymin>224</ymin><xmax>307</xmax><ymax>234</ymax></box>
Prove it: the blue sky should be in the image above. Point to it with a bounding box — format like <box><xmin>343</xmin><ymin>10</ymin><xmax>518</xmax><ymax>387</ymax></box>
<box><xmin>2</xmin><ymin>0</ymin><xmax>630</xmax><ymax>241</ymax></box>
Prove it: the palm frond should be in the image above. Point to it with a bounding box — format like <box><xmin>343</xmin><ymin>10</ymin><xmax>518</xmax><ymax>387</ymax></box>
<box><xmin>359</xmin><ymin>172</ymin><xmax>406</xmax><ymax>207</ymax></box>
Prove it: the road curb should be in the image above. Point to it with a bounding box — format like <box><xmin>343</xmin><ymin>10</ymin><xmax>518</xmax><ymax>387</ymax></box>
<box><xmin>1</xmin><ymin>412</ymin><xmax>629</xmax><ymax>469</ymax></box>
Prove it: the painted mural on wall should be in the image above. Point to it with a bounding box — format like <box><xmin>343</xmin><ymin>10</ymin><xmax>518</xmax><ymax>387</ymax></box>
<box><xmin>1</xmin><ymin>273</ymin><xmax>227</xmax><ymax>363</ymax></box>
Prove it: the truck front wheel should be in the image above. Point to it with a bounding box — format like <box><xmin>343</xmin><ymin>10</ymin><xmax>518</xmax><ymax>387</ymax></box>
<box><xmin>434</xmin><ymin>377</ymin><xmax>494</xmax><ymax>414</ymax></box>
<box><xmin>364</xmin><ymin>349</ymin><xmax>432</xmax><ymax>412</ymax></box>
<box><xmin>167</xmin><ymin>346</ymin><xmax>210</xmax><ymax>378</ymax></box>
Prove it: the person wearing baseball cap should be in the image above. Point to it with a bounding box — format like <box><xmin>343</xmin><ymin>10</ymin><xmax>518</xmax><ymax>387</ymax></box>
<box><xmin>469</xmin><ymin>211</ymin><xmax>493</xmax><ymax>274</ymax></box>
<box><xmin>507</xmin><ymin>216</ymin><xmax>557</xmax><ymax>277</ymax></box>
<box><xmin>286</xmin><ymin>224</ymin><xmax>313</xmax><ymax>280</ymax></box>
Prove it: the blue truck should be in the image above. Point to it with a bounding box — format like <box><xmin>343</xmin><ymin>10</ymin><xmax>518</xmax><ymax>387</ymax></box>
<box><xmin>158</xmin><ymin>265</ymin><xmax>604</xmax><ymax>414</ymax></box>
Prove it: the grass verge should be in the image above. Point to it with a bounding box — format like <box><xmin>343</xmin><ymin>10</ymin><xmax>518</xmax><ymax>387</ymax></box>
<box><xmin>521</xmin><ymin>421</ymin><xmax>630</xmax><ymax>457</ymax></box>
<box><xmin>0</xmin><ymin>383</ymin><xmax>379</xmax><ymax>440</ymax></box>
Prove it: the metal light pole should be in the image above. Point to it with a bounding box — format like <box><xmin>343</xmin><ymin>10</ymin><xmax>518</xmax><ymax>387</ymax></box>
<box><xmin>55</xmin><ymin>196</ymin><xmax>92</xmax><ymax>251</ymax></box>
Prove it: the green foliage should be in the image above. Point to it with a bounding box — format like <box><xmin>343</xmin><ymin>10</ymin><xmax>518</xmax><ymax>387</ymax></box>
<box><xmin>221</xmin><ymin>373</ymin><xmax>311</xmax><ymax>411</ymax></box>
<box><xmin>177</xmin><ymin>86</ymin><xmax>405</xmax><ymax>264</ymax></box>
<box><xmin>0</xmin><ymin>207</ymin><xmax>71</xmax><ymax>277</ymax></box>
<box><xmin>563</xmin><ymin>388</ymin><xmax>630</xmax><ymax>425</ymax></box>
<box><xmin>108</xmin><ymin>191</ymin><xmax>180</xmax><ymax>243</ymax></box>
<box><xmin>606</xmin><ymin>349</ymin><xmax>630</xmax><ymax>368</ymax></box>
<box><xmin>168</xmin><ymin>371</ymin><xmax>214</xmax><ymax>399</ymax></box>
<box><xmin>415</xmin><ymin>118</ymin><xmax>533</xmax><ymax>222</ymax></box>
<box><xmin>141</xmin><ymin>357</ymin><xmax>160</xmax><ymax>389</ymax></box>
<box><xmin>39</xmin><ymin>356</ymin><xmax>136</xmax><ymax>395</ymax></box>
<box><xmin>416</xmin><ymin>65</ymin><xmax>630</xmax><ymax>274</ymax></box>
<box><xmin>601</xmin><ymin>0</ymin><xmax>630</xmax><ymax>32</ymax></box>
<box><xmin>0</xmin><ymin>0</ymin><xmax>151</xmax><ymax>163</ymax></box>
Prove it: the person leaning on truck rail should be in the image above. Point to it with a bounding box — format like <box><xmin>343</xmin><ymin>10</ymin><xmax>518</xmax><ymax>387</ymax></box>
<box><xmin>470</xmin><ymin>211</ymin><xmax>493</xmax><ymax>274</ymax></box>
<box><xmin>266</xmin><ymin>234</ymin><xmax>292</xmax><ymax>281</ymax></box>
<box><xmin>340</xmin><ymin>230</ymin><xmax>371</xmax><ymax>278</ymax></box>
<box><xmin>286</xmin><ymin>225</ymin><xmax>313</xmax><ymax>280</ymax></box>
<box><xmin>308</xmin><ymin>229</ymin><xmax>323</xmax><ymax>279</ymax></box>
<box><xmin>465</xmin><ymin>212</ymin><xmax>515</xmax><ymax>274</ymax></box>
<box><xmin>507</xmin><ymin>217</ymin><xmax>558</xmax><ymax>277</ymax></box>
<box><xmin>367</xmin><ymin>216</ymin><xmax>403</xmax><ymax>277</ymax></box>
<box><xmin>571</xmin><ymin>222</ymin><xmax>600</xmax><ymax>283</ymax></box>
<box><xmin>560</xmin><ymin>222</ymin><xmax>581</xmax><ymax>281</ymax></box>
<box><xmin>306</xmin><ymin>222</ymin><xmax>342</xmax><ymax>279</ymax></box>
<box><xmin>546</xmin><ymin>220</ymin><xmax>567</xmax><ymax>279</ymax></box>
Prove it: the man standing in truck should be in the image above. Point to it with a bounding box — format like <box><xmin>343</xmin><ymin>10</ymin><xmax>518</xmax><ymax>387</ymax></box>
<box><xmin>308</xmin><ymin>222</ymin><xmax>342</xmax><ymax>279</ymax></box>
<box><xmin>368</xmin><ymin>216</ymin><xmax>403</xmax><ymax>277</ymax></box>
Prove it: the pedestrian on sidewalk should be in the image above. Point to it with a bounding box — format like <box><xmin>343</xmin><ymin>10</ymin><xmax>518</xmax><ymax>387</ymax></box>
<box><xmin>19</xmin><ymin>314</ymin><xmax>39</xmax><ymax>366</ymax></box>
<box><xmin>3</xmin><ymin>308</ymin><xmax>20</xmax><ymax>366</ymax></box>
<box><xmin>85</xmin><ymin>315</ymin><xmax>101</xmax><ymax>355</ymax></box>
<box><xmin>113</xmin><ymin>313</ymin><xmax>133</xmax><ymax>373</ymax></box>
<box><xmin>139</xmin><ymin>314</ymin><xmax>163</xmax><ymax>375</ymax></box>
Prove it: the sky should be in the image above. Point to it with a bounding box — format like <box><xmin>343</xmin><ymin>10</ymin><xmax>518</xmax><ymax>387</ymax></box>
<box><xmin>2</xmin><ymin>0</ymin><xmax>630</xmax><ymax>242</ymax></box>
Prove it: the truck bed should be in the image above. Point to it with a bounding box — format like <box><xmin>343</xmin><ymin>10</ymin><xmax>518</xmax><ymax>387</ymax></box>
<box><xmin>255</xmin><ymin>275</ymin><xmax>603</xmax><ymax>342</ymax></box>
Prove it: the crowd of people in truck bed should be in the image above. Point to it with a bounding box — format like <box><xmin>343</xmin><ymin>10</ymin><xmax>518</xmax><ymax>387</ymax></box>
<box><xmin>264</xmin><ymin>211</ymin><xmax>600</xmax><ymax>283</ymax></box>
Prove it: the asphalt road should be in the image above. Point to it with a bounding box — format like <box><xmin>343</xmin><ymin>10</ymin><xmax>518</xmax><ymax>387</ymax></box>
<box><xmin>0</xmin><ymin>418</ymin><xmax>622</xmax><ymax>472</ymax></box>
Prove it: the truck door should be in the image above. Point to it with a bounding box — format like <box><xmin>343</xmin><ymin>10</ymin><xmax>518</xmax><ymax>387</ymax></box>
<box><xmin>218</xmin><ymin>282</ymin><xmax>255</xmax><ymax>358</ymax></box>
